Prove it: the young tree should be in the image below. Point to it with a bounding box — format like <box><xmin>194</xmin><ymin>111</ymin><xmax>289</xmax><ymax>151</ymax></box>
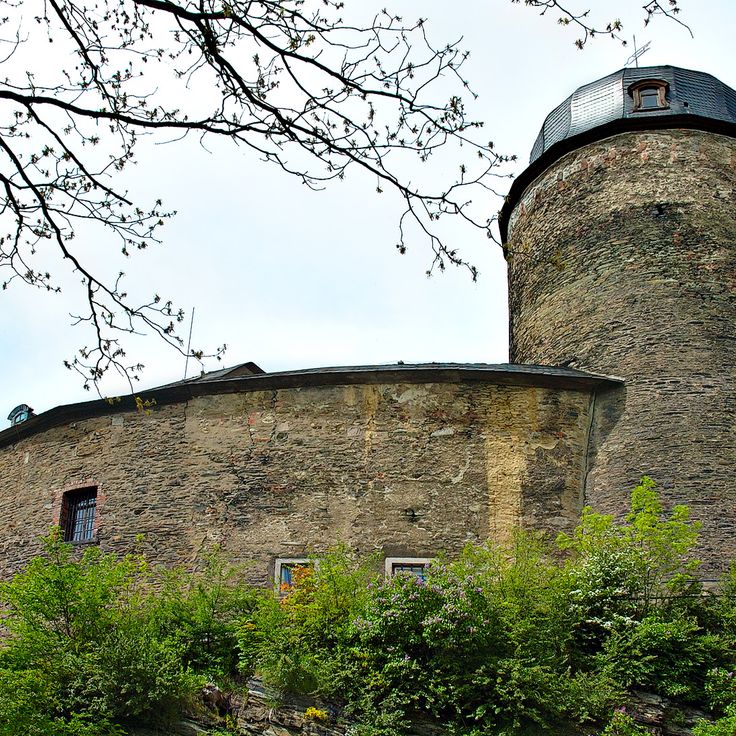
<box><xmin>0</xmin><ymin>0</ymin><xmax>684</xmax><ymax>390</ymax></box>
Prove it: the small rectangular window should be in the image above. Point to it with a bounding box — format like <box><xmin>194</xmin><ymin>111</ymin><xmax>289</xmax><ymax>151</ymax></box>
<box><xmin>639</xmin><ymin>89</ymin><xmax>660</xmax><ymax>109</ymax></box>
<box><xmin>392</xmin><ymin>563</ymin><xmax>428</xmax><ymax>580</ymax></box>
<box><xmin>60</xmin><ymin>487</ymin><xmax>97</xmax><ymax>543</ymax></box>
<box><xmin>274</xmin><ymin>558</ymin><xmax>313</xmax><ymax>593</ymax></box>
<box><xmin>384</xmin><ymin>557</ymin><xmax>433</xmax><ymax>580</ymax></box>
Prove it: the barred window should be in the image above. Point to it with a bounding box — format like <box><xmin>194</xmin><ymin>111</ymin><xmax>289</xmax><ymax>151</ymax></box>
<box><xmin>60</xmin><ymin>487</ymin><xmax>97</xmax><ymax>543</ymax></box>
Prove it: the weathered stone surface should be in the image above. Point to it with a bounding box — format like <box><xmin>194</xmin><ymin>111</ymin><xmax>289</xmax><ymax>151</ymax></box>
<box><xmin>229</xmin><ymin>681</ymin><xmax>344</xmax><ymax>736</ymax></box>
<box><xmin>506</xmin><ymin>129</ymin><xmax>736</xmax><ymax>574</ymax></box>
<box><xmin>0</xmin><ymin>380</ymin><xmax>593</xmax><ymax>579</ymax></box>
<box><xmin>133</xmin><ymin>681</ymin><xmax>709</xmax><ymax>736</ymax></box>
<box><xmin>627</xmin><ymin>690</ymin><xmax>711</xmax><ymax>736</ymax></box>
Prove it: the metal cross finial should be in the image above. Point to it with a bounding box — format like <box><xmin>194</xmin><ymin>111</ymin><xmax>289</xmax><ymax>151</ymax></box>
<box><xmin>625</xmin><ymin>36</ymin><xmax>652</xmax><ymax>68</ymax></box>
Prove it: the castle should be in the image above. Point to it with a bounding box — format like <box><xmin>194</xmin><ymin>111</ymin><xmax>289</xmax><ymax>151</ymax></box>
<box><xmin>1</xmin><ymin>65</ymin><xmax>734</xmax><ymax>582</ymax></box>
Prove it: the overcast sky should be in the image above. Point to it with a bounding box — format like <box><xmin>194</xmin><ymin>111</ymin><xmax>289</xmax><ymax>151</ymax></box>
<box><xmin>2</xmin><ymin>0</ymin><xmax>735</xmax><ymax>418</ymax></box>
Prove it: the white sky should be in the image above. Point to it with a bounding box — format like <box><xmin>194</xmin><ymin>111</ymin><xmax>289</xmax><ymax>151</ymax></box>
<box><xmin>2</xmin><ymin>0</ymin><xmax>735</xmax><ymax>417</ymax></box>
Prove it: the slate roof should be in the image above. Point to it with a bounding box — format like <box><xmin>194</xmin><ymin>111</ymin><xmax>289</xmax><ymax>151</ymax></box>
<box><xmin>529</xmin><ymin>65</ymin><xmax>736</xmax><ymax>163</ymax></box>
<box><xmin>500</xmin><ymin>65</ymin><xmax>736</xmax><ymax>243</ymax></box>
<box><xmin>156</xmin><ymin>361</ymin><xmax>265</xmax><ymax>388</ymax></box>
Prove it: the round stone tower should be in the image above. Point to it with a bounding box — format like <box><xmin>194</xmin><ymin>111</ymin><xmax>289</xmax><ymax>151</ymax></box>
<box><xmin>500</xmin><ymin>65</ymin><xmax>736</xmax><ymax>572</ymax></box>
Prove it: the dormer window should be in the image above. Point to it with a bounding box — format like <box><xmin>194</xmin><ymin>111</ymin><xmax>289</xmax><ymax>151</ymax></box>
<box><xmin>629</xmin><ymin>80</ymin><xmax>669</xmax><ymax>112</ymax></box>
<box><xmin>7</xmin><ymin>404</ymin><xmax>34</xmax><ymax>426</ymax></box>
<box><xmin>639</xmin><ymin>87</ymin><xmax>660</xmax><ymax>109</ymax></box>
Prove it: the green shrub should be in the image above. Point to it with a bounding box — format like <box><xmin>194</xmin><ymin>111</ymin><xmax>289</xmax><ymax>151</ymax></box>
<box><xmin>1</xmin><ymin>480</ymin><xmax>732</xmax><ymax>736</ymax></box>
<box><xmin>693</xmin><ymin>708</ymin><xmax>736</xmax><ymax>736</ymax></box>
<box><xmin>0</xmin><ymin>530</ymin><xmax>199</xmax><ymax>730</ymax></box>
<box><xmin>237</xmin><ymin>545</ymin><xmax>380</xmax><ymax>696</ymax></box>
<box><xmin>151</xmin><ymin>551</ymin><xmax>259</xmax><ymax>681</ymax></box>
<box><xmin>601</xmin><ymin>711</ymin><xmax>654</xmax><ymax>735</ymax></box>
<box><xmin>598</xmin><ymin>615</ymin><xmax>718</xmax><ymax>700</ymax></box>
<box><xmin>559</xmin><ymin>477</ymin><xmax>702</xmax><ymax>616</ymax></box>
<box><xmin>339</xmin><ymin>540</ymin><xmax>617</xmax><ymax>736</ymax></box>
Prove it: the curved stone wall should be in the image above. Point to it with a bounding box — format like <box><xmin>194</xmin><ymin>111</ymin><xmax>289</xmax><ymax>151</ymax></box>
<box><xmin>0</xmin><ymin>377</ymin><xmax>596</xmax><ymax>580</ymax></box>
<box><xmin>506</xmin><ymin>129</ymin><xmax>736</xmax><ymax>571</ymax></box>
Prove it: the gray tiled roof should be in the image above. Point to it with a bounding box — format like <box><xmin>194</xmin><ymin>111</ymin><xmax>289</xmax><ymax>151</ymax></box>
<box><xmin>530</xmin><ymin>65</ymin><xmax>736</xmax><ymax>163</ymax></box>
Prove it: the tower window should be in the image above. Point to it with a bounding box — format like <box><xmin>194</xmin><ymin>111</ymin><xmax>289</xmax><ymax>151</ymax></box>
<box><xmin>60</xmin><ymin>487</ymin><xmax>97</xmax><ymax>543</ymax></box>
<box><xmin>639</xmin><ymin>87</ymin><xmax>661</xmax><ymax>109</ymax></box>
<box><xmin>629</xmin><ymin>80</ymin><xmax>669</xmax><ymax>112</ymax></box>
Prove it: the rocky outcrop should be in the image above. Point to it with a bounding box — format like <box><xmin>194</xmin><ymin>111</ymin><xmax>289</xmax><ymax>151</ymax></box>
<box><xmin>627</xmin><ymin>690</ymin><xmax>711</xmax><ymax>736</ymax></box>
<box><xmin>129</xmin><ymin>681</ymin><xmax>713</xmax><ymax>736</ymax></box>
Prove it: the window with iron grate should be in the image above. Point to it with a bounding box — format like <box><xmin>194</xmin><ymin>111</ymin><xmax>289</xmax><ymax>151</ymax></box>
<box><xmin>60</xmin><ymin>487</ymin><xmax>97</xmax><ymax>543</ymax></box>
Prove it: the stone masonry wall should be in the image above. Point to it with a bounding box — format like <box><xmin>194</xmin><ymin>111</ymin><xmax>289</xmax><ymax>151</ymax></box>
<box><xmin>506</xmin><ymin>129</ymin><xmax>736</xmax><ymax>573</ymax></box>
<box><xmin>0</xmin><ymin>380</ymin><xmax>593</xmax><ymax>580</ymax></box>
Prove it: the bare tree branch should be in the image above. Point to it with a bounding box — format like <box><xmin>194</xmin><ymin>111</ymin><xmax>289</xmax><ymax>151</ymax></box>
<box><xmin>513</xmin><ymin>0</ymin><xmax>690</xmax><ymax>48</ymax></box>
<box><xmin>0</xmin><ymin>0</ymin><xmax>689</xmax><ymax>392</ymax></box>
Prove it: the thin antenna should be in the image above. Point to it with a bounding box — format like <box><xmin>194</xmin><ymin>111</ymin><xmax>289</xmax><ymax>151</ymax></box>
<box><xmin>625</xmin><ymin>36</ymin><xmax>651</xmax><ymax>68</ymax></box>
<box><xmin>183</xmin><ymin>307</ymin><xmax>195</xmax><ymax>380</ymax></box>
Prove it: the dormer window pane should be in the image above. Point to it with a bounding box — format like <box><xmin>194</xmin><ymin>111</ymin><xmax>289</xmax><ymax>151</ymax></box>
<box><xmin>640</xmin><ymin>88</ymin><xmax>660</xmax><ymax>109</ymax></box>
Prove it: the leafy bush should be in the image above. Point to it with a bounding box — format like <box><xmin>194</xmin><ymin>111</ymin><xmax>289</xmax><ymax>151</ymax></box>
<box><xmin>598</xmin><ymin>615</ymin><xmax>719</xmax><ymax>700</ymax></box>
<box><xmin>1</xmin><ymin>480</ymin><xmax>735</xmax><ymax>736</ymax></box>
<box><xmin>237</xmin><ymin>545</ymin><xmax>380</xmax><ymax>695</ymax></box>
<box><xmin>692</xmin><ymin>708</ymin><xmax>736</xmax><ymax>736</ymax></box>
<box><xmin>337</xmin><ymin>539</ymin><xmax>617</xmax><ymax>736</ymax></box>
<box><xmin>150</xmin><ymin>551</ymin><xmax>260</xmax><ymax>681</ymax></box>
<box><xmin>238</xmin><ymin>479</ymin><xmax>725</xmax><ymax>735</ymax></box>
<box><xmin>692</xmin><ymin>667</ymin><xmax>736</xmax><ymax>735</ymax></box>
<box><xmin>0</xmin><ymin>531</ymin><xmax>200</xmax><ymax>732</ymax></box>
<box><xmin>0</xmin><ymin>667</ymin><xmax>124</xmax><ymax>736</ymax></box>
<box><xmin>601</xmin><ymin>711</ymin><xmax>654</xmax><ymax>735</ymax></box>
<box><xmin>559</xmin><ymin>476</ymin><xmax>702</xmax><ymax>622</ymax></box>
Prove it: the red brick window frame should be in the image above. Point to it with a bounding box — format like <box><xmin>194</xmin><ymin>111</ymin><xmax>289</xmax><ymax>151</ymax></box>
<box><xmin>52</xmin><ymin>481</ymin><xmax>103</xmax><ymax>544</ymax></box>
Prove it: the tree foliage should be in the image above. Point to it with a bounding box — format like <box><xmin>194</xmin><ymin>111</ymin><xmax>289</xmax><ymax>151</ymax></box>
<box><xmin>5</xmin><ymin>485</ymin><xmax>733</xmax><ymax>735</ymax></box>
<box><xmin>0</xmin><ymin>532</ymin><xmax>200</xmax><ymax>733</ymax></box>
